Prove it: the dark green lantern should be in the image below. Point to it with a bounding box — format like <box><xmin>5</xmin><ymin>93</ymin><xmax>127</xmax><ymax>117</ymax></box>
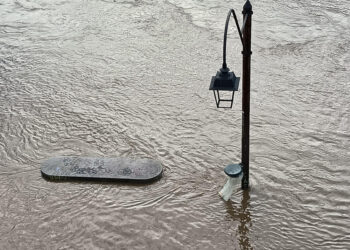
<box><xmin>209</xmin><ymin>66</ymin><xmax>240</xmax><ymax>108</ymax></box>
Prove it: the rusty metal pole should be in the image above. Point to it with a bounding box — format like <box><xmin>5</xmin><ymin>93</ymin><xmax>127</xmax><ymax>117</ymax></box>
<box><xmin>241</xmin><ymin>0</ymin><xmax>253</xmax><ymax>189</ymax></box>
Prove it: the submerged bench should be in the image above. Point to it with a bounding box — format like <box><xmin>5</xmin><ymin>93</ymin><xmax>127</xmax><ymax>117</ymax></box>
<box><xmin>41</xmin><ymin>156</ymin><xmax>163</xmax><ymax>182</ymax></box>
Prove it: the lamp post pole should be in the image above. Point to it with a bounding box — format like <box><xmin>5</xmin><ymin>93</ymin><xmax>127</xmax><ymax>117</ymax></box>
<box><xmin>241</xmin><ymin>0</ymin><xmax>253</xmax><ymax>190</ymax></box>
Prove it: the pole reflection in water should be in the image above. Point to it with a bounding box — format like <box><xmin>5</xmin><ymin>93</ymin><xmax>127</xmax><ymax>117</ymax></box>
<box><xmin>225</xmin><ymin>191</ymin><xmax>252</xmax><ymax>249</ymax></box>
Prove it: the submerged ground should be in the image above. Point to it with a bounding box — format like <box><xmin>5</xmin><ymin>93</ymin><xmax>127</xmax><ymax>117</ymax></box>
<box><xmin>0</xmin><ymin>0</ymin><xmax>349</xmax><ymax>249</ymax></box>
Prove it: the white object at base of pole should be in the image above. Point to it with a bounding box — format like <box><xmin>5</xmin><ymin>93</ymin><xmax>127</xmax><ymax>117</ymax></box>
<box><xmin>218</xmin><ymin>174</ymin><xmax>243</xmax><ymax>201</ymax></box>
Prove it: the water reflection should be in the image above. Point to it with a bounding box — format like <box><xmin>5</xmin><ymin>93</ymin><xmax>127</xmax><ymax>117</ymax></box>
<box><xmin>225</xmin><ymin>190</ymin><xmax>252</xmax><ymax>250</ymax></box>
<box><xmin>0</xmin><ymin>0</ymin><xmax>349</xmax><ymax>248</ymax></box>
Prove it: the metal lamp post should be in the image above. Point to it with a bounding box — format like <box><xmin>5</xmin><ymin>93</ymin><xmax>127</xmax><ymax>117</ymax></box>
<box><xmin>241</xmin><ymin>0</ymin><xmax>253</xmax><ymax>190</ymax></box>
<box><xmin>210</xmin><ymin>0</ymin><xmax>253</xmax><ymax>190</ymax></box>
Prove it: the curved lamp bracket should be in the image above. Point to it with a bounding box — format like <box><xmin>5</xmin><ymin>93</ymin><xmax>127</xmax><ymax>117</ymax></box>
<box><xmin>223</xmin><ymin>9</ymin><xmax>245</xmax><ymax>68</ymax></box>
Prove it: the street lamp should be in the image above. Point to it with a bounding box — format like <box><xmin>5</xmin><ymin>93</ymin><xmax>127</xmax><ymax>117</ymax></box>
<box><xmin>211</xmin><ymin>0</ymin><xmax>253</xmax><ymax>193</ymax></box>
<box><xmin>209</xmin><ymin>67</ymin><xmax>239</xmax><ymax>109</ymax></box>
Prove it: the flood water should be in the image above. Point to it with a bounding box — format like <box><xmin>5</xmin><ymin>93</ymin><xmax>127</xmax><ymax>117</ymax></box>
<box><xmin>0</xmin><ymin>0</ymin><xmax>349</xmax><ymax>249</ymax></box>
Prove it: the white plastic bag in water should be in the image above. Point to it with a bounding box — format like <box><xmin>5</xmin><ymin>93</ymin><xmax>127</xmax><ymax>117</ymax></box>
<box><xmin>219</xmin><ymin>174</ymin><xmax>242</xmax><ymax>201</ymax></box>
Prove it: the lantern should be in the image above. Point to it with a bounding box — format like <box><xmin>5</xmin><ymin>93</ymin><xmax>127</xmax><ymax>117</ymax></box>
<box><xmin>209</xmin><ymin>66</ymin><xmax>240</xmax><ymax>108</ymax></box>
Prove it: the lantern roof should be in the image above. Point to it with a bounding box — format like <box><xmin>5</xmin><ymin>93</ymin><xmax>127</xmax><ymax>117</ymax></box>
<box><xmin>209</xmin><ymin>67</ymin><xmax>240</xmax><ymax>91</ymax></box>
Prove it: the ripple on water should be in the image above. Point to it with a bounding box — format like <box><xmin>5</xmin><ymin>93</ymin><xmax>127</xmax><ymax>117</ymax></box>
<box><xmin>0</xmin><ymin>0</ymin><xmax>350</xmax><ymax>249</ymax></box>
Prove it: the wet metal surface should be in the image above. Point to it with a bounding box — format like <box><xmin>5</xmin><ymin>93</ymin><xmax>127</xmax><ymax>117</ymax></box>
<box><xmin>41</xmin><ymin>156</ymin><xmax>162</xmax><ymax>181</ymax></box>
<box><xmin>0</xmin><ymin>0</ymin><xmax>349</xmax><ymax>249</ymax></box>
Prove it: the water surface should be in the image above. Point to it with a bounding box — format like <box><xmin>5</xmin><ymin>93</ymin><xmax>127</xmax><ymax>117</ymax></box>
<box><xmin>0</xmin><ymin>0</ymin><xmax>349</xmax><ymax>249</ymax></box>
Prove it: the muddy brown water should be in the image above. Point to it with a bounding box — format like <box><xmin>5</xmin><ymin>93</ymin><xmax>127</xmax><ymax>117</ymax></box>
<box><xmin>0</xmin><ymin>0</ymin><xmax>349</xmax><ymax>249</ymax></box>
